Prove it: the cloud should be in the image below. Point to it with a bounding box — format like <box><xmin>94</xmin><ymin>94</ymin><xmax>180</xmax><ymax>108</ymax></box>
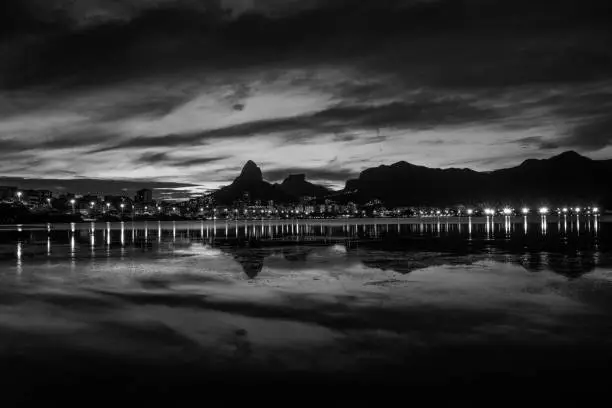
<box><xmin>515</xmin><ymin>136</ymin><xmax>560</xmax><ymax>150</ymax></box>
<box><xmin>563</xmin><ymin>116</ymin><xmax>612</xmax><ymax>151</ymax></box>
<box><xmin>92</xmin><ymin>98</ymin><xmax>498</xmax><ymax>152</ymax></box>
<box><xmin>137</xmin><ymin>152</ymin><xmax>228</xmax><ymax>167</ymax></box>
<box><xmin>0</xmin><ymin>176</ymin><xmax>195</xmax><ymax>196</ymax></box>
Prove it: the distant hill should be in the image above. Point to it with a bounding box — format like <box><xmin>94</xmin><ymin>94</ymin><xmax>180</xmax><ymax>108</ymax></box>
<box><xmin>277</xmin><ymin>174</ymin><xmax>330</xmax><ymax>198</ymax></box>
<box><xmin>342</xmin><ymin>151</ymin><xmax>612</xmax><ymax>207</ymax></box>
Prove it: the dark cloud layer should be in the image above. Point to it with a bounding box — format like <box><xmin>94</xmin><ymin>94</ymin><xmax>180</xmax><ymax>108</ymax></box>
<box><xmin>137</xmin><ymin>152</ymin><xmax>227</xmax><ymax>167</ymax></box>
<box><xmin>2</xmin><ymin>0</ymin><xmax>611</xmax><ymax>90</ymax></box>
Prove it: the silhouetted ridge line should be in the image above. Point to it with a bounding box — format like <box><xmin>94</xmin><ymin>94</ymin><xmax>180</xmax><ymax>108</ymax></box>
<box><xmin>210</xmin><ymin>152</ymin><xmax>611</xmax><ymax>207</ymax></box>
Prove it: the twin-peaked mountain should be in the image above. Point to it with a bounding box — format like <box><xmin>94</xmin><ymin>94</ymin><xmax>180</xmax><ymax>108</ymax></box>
<box><xmin>212</xmin><ymin>161</ymin><xmax>331</xmax><ymax>204</ymax></box>
<box><xmin>212</xmin><ymin>152</ymin><xmax>612</xmax><ymax>207</ymax></box>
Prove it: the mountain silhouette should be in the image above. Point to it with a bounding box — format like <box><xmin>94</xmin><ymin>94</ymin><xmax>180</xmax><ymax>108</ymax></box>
<box><xmin>237</xmin><ymin>160</ymin><xmax>263</xmax><ymax>183</ymax></box>
<box><xmin>342</xmin><ymin>151</ymin><xmax>612</xmax><ymax>207</ymax></box>
<box><xmin>278</xmin><ymin>174</ymin><xmax>330</xmax><ymax>198</ymax></box>
<box><xmin>210</xmin><ymin>152</ymin><xmax>611</xmax><ymax>207</ymax></box>
<box><xmin>213</xmin><ymin>161</ymin><xmax>296</xmax><ymax>205</ymax></box>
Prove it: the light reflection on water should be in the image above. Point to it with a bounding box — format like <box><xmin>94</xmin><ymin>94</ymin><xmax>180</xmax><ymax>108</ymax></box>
<box><xmin>0</xmin><ymin>217</ymin><xmax>607</xmax><ymax>281</ymax></box>
<box><xmin>1</xmin><ymin>217</ymin><xmax>611</xmax><ymax>378</ymax></box>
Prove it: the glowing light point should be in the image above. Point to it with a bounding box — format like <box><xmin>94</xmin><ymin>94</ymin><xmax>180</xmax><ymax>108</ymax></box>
<box><xmin>503</xmin><ymin>208</ymin><xmax>512</xmax><ymax>215</ymax></box>
<box><xmin>575</xmin><ymin>207</ymin><xmax>581</xmax><ymax>213</ymax></box>
<box><xmin>467</xmin><ymin>209</ymin><xmax>474</xmax><ymax>216</ymax></box>
<box><xmin>539</xmin><ymin>207</ymin><xmax>549</xmax><ymax>215</ymax></box>
<box><xmin>593</xmin><ymin>207</ymin><xmax>599</xmax><ymax>213</ymax></box>
<box><xmin>522</xmin><ymin>208</ymin><xmax>530</xmax><ymax>215</ymax></box>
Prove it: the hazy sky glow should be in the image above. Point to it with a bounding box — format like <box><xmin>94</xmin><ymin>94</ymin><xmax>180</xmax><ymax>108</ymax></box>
<box><xmin>1</xmin><ymin>0</ymin><xmax>612</xmax><ymax>193</ymax></box>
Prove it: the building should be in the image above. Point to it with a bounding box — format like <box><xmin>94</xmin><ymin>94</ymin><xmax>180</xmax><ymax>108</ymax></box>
<box><xmin>0</xmin><ymin>186</ymin><xmax>18</xmax><ymax>201</ymax></box>
<box><xmin>136</xmin><ymin>189</ymin><xmax>153</xmax><ymax>203</ymax></box>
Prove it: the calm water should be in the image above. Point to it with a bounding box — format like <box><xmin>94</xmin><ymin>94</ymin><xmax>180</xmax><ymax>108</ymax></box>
<box><xmin>2</xmin><ymin>217</ymin><xmax>612</xmax><ymax>401</ymax></box>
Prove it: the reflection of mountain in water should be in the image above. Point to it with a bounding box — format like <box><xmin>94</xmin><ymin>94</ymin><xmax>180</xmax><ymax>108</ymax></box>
<box><xmin>232</xmin><ymin>251</ymin><xmax>265</xmax><ymax>279</ymax></box>
<box><xmin>216</xmin><ymin>243</ymin><xmax>316</xmax><ymax>279</ymax></box>
<box><xmin>353</xmin><ymin>235</ymin><xmax>609</xmax><ymax>278</ymax></box>
<box><xmin>4</xmin><ymin>222</ymin><xmax>608</xmax><ymax>280</ymax></box>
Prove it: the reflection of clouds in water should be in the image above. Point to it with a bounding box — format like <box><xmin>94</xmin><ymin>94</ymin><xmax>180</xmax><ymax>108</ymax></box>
<box><xmin>1</xmin><ymin>243</ymin><xmax>612</xmax><ymax>375</ymax></box>
<box><xmin>1</xmin><ymin>220</ymin><xmax>611</xmax><ymax>370</ymax></box>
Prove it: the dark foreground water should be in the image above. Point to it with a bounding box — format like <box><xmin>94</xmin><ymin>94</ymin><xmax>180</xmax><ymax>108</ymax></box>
<box><xmin>1</xmin><ymin>217</ymin><xmax>612</xmax><ymax>402</ymax></box>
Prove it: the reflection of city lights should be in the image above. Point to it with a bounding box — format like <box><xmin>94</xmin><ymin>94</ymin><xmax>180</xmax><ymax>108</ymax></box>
<box><xmin>503</xmin><ymin>208</ymin><xmax>512</xmax><ymax>215</ymax></box>
<box><xmin>522</xmin><ymin>208</ymin><xmax>530</xmax><ymax>215</ymax></box>
<box><xmin>539</xmin><ymin>207</ymin><xmax>549</xmax><ymax>215</ymax></box>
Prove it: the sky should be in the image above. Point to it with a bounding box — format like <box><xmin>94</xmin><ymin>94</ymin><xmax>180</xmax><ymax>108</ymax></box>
<box><xmin>1</xmin><ymin>0</ymin><xmax>612</xmax><ymax>195</ymax></box>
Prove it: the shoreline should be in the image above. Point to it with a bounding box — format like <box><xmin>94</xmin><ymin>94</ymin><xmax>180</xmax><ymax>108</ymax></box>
<box><xmin>0</xmin><ymin>214</ymin><xmax>609</xmax><ymax>230</ymax></box>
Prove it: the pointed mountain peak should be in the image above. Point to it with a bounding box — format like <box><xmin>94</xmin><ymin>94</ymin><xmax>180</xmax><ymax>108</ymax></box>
<box><xmin>238</xmin><ymin>160</ymin><xmax>263</xmax><ymax>182</ymax></box>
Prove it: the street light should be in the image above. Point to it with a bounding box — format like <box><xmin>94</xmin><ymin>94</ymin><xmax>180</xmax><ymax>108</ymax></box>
<box><xmin>16</xmin><ymin>191</ymin><xmax>22</xmax><ymax>202</ymax></box>
<box><xmin>539</xmin><ymin>207</ymin><xmax>549</xmax><ymax>215</ymax></box>
<box><xmin>47</xmin><ymin>198</ymin><xmax>52</xmax><ymax>207</ymax></box>
<box><xmin>522</xmin><ymin>208</ymin><xmax>530</xmax><ymax>215</ymax></box>
<box><xmin>467</xmin><ymin>209</ymin><xmax>474</xmax><ymax>216</ymax></box>
<box><xmin>70</xmin><ymin>199</ymin><xmax>76</xmax><ymax>214</ymax></box>
<box><xmin>503</xmin><ymin>208</ymin><xmax>512</xmax><ymax>216</ymax></box>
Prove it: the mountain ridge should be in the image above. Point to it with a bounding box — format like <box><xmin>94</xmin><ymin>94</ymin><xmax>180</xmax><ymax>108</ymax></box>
<box><xmin>211</xmin><ymin>151</ymin><xmax>612</xmax><ymax>207</ymax></box>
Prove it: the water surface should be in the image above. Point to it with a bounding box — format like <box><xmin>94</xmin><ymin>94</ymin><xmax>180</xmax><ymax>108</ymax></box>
<box><xmin>2</xmin><ymin>217</ymin><xmax>611</xmax><ymax>401</ymax></box>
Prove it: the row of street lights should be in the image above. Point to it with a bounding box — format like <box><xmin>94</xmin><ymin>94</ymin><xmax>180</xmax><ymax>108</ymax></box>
<box><xmin>478</xmin><ymin>207</ymin><xmax>599</xmax><ymax>216</ymax></box>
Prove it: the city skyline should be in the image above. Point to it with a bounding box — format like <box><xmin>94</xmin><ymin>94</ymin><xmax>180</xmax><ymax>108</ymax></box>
<box><xmin>2</xmin><ymin>0</ymin><xmax>612</xmax><ymax>192</ymax></box>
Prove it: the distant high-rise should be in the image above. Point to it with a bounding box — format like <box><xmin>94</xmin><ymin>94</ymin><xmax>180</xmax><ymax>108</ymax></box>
<box><xmin>136</xmin><ymin>189</ymin><xmax>153</xmax><ymax>203</ymax></box>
